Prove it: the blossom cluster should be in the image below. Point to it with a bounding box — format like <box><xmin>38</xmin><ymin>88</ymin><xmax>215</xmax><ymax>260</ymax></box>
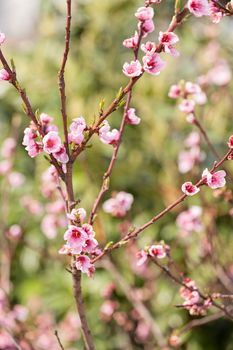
<box><xmin>122</xmin><ymin>4</ymin><xmax>181</xmax><ymax>77</ymax></box>
<box><xmin>169</xmin><ymin>80</ymin><xmax>207</xmax><ymax>122</ymax></box>
<box><xmin>59</xmin><ymin>208</ymin><xmax>99</xmax><ymax>277</ymax></box>
<box><xmin>179</xmin><ymin>278</ymin><xmax>212</xmax><ymax>315</ymax></box>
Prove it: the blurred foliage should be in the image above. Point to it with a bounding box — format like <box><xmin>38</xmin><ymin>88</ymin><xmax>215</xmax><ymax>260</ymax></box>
<box><xmin>0</xmin><ymin>0</ymin><xmax>233</xmax><ymax>349</ymax></box>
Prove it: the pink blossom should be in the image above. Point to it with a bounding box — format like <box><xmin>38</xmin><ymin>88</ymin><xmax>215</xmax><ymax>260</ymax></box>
<box><xmin>83</xmin><ymin>237</ymin><xmax>98</xmax><ymax>253</ymax></box>
<box><xmin>181</xmin><ymin>182</ymin><xmax>200</xmax><ymax>196</ymax></box>
<box><xmin>0</xmin><ymin>160</ymin><xmax>11</xmax><ymax>175</ymax></box>
<box><xmin>158</xmin><ymin>31</ymin><xmax>179</xmax><ymax>56</ymax></box>
<box><xmin>135</xmin><ymin>7</ymin><xmax>154</xmax><ymax>21</ymax></box>
<box><xmin>168</xmin><ymin>84</ymin><xmax>181</xmax><ymax>99</ymax></box>
<box><xmin>1</xmin><ymin>137</ymin><xmax>16</xmax><ymax>158</ymax></box>
<box><xmin>41</xmin><ymin>214</ymin><xmax>59</xmax><ymax>239</ymax></box>
<box><xmin>187</xmin><ymin>0</ymin><xmax>210</xmax><ymax>17</ymax></box>
<box><xmin>7</xmin><ymin>224</ymin><xmax>22</xmax><ymax>239</ymax></box>
<box><xmin>148</xmin><ymin>244</ymin><xmax>168</xmax><ymax>259</ymax></box>
<box><xmin>82</xmin><ymin>223</ymin><xmax>95</xmax><ymax>237</ymax></box>
<box><xmin>0</xmin><ymin>32</ymin><xmax>6</xmax><ymax>44</ymax></box>
<box><xmin>209</xmin><ymin>1</ymin><xmax>224</xmax><ymax>23</ymax></box>
<box><xmin>207</xmin><ymin>62</ymin><xmax>231</xmax><ymax>86</ymax></box>
<box><xmin>75</xmin><ymin>255</ymin><xmax>93</xmax><ymax>274</ymax></box>
<box><xmin>99</xmin><ymin>121</ymin><xmax>120</xmax><ymax>145</ymax></box>
<box><xmin>169</xmin><ymin>334</ymin><xmax>181</xmax><ymax>348</ymax></box>
<box><xmin>68</xmin><ymin>117</ymin><xmax>86</xmax><ymax>145</ymax></box>
<box><xmin>8</xmin><ymin>172</ymin><xmax>25</xmax><ymax>187</ymax></box>
<box><xmin>142</xmin><ymin>53</ymin><xmax>166</xmax><ymax>75</ymax></box>
<box><xmin>122</xmin><ymin>60</ymin><xmax>142</xmax><ymax>77</ymax></box>
<box><xmin>176</xmin><ymin>206</ymin><xmax>203</xmax><ymax>235</ymax></box>
<box><xmin>123</xmin><ymin>31</ymin><xmax>139</xmax><ymax>49</ymax></box>
<box><xmin>136</xmin><ymin>250</ymin><xmax>148</xmax><ymax>266</ymax></box>
<box><xmin>40</xmin><ymin>113</ymin><xmax>53</xmax><ymax>125</ymax></box>
<box><xmin>178</xmin><ymin>99</ymin><xmax>195</xmax><ymax>113</ymax></box>
<box><xmin>185</xmin><ymin>81</ymin><xmax>201</xmax><ymax>95</ymax></box>
<box><xmin>186</xmin><ymin>113</ymin><xmax>196</xmax><ymax>124</ymax></box>
<box><xmin>140</xmin><ymin>19</ymin><xmax>155</xmax><ymax>36</ymax></box>
<box><xmin>126</xmin><ymin>108</ymin><xmax>141</xmax><ymax>125</ymax></box>
<box><xmin>184</xmin><ymin>131</ymin><xmax>200</xmax><ymax>147</ymax></box>
<box><xmin>53</xmin><ymin>145</ymin><xmax>69</xmax><ymax>163</ymax></box>
<box><xmin>67</xmin><ymin>208</ymin><xmax>87</xmax><ymax>222</ymax></box>
<box><xmin>42</xmin><ymin>131</ymin><xmax>62</xmax><ymax>154</ymax></box>
<box><xmin>103</xmin><ymin>191</ymin><xmax>134</xmax><ymax>217</ymax></box>
<box><xmin>178</xmin><ymin>146</ymin><xmax>205</xmax><ymax>173</ymax></box>
<box><xmin>64</xmin><ymin>225</ymin><xmax>87</xmax><ymax>251</ymax></box>
<box><xmin>141</xmin><ymin>41</ymin><xmax>156</xmax><ymax>55</ymax></box>
<box><xmin>100</xmin><ymin>300</ymin><xmax>118</xmax><ymax>319</ymax></box>
<box><xmin>0</xmin><ymin>68</ymin><xmax>10</xmax><ymax>81</ymax></box>
<box><xmin>228</xmin><ymin>135</ymin><xmax>233</xmax><ymax>149</ymax></box>
<box><xmin>202</xmin><ymin>168</ymin><xmax>226</xmax><ymax>189</ymax></box>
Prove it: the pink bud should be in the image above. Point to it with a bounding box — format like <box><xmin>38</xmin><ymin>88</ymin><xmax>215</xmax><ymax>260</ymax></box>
<box><xmin>135</xmin><ymin>7</ymin><xmax>154</xmax><ymax>21</ymax></box>
<box><xmin>0</xmin><ymin>32</ymin><xmax>6</xmax><ymax>44</ymax></box>
<box><xmin>181</xmin><ymin>182</ymin><xmax>200</xmax><ymax>196</ymax></box>
<box><xmin>0</xmin><ymin>69</ymin><xmax>10</xmax><ymax>81</ymax></box>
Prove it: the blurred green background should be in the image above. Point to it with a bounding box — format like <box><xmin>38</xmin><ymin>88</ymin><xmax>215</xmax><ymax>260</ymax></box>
<box><xmin>0</xmin><ymin>0</ymin><xmax>233</xmax><ymax>349</ymax></box>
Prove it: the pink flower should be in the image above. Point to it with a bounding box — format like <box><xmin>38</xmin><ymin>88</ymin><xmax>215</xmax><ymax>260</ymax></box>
<box><xmin>176</xmin><ymin>206</ymin><xmax>203</xmax><ymax>236</ymax></box>
<box><xmin>209</xmin><ymin>1</ymin><xmax>224</xmax><ymax>23</ymax></box>
<box><xmin>168</xmin><ymin>84</ymin><xmax>181</xmax><ymax>99</ymax></box>
<box><xmin>178</xmin><ymin>99</ymin><xmax>195</xmax><ymax>113</ymax></box>
<box><xmin>202</xmin><ymin>168</ymin><xmax>226</xmax><ymax>189</ymax></box>
<box><xmin>126</xmin><ymin>108</ymin><xmax>141</xmax><ymax>125</ymax></box>
<box><xmin>1</xmin><ymin>137</ymin><xmax>16</xmax><ymax>158</ymax></box>
<box><xmin>178</xmin><ymin>146</ymin><xmax>205</xmax><ymax>173</ymax></box>
<box><xmin>0</xmin><ymin>32</ymin><xmax>6</xmax><ymax>44</ymax></box>
<box><xmin>135</xmin><ymin>7</ymin><xmax>154</xmax><ymax>21</ymax></box>
<box><xmin>181</xmin><ymin>182</ymin><xmax>200</xmax><ymax>196</ymax></box>
<box><xmin>8</xmin><ymin>172</ymin><xmax>25</xmax><ymax>188</ymax></box>
<box><xmin>228</xmin><ymin>135</ymin><xmax>233</xmax><ymax>149</ymax></box>
<box><xmin>0</xmin><ymin>69</ymin><xmax>10</xmax><ymax>81</ymax></box>
<box><xmin>53</xmin><ymin>145</ymin><xmax>69</xmax><ymax>163</ymax></box>
<box><xmin>103</xmin><ymin>191</ymin><xmax>134</xmax><ymax>217</ymax></box>
<box><xmin>185</xmin><ymin>82</ymin><xmax>201</xmax><ymax>95</ymax></box>
<box><xmin>75</xmin><ymin>255</ymin><xmax>93</xmax><ymax>274</ymax></box>
<box><xmin>158</xmin><ymin>32</ymin><xmax>179</xmax><ymax>56</ymax></box>
<box><xmin>99</xmin><ymin>121</ymin><xmax>120</xmax><ymax>145</ymax></box>
<box><xmin>140</xmin><ymin>19</ymin><xmax>155</xmax><ymax>36</ymax></box>
<box><xmin>185</xmin><ymin>131</ymin><xmax>200</xmax><ymax>147</ymax></box>
<box><xmin>7</xmin><ymin>225</ymin><xmax>22</xmax><ymax>240</ymax></box>
<box><xmin>142</xmin><ymin>53</ymin><xmax>166</xmax><ymax>75</ymax></box>
<box><xmin>136</xmin><ymin>250</ymin><xmax>148</xmax><ymax>266</ymax></box>
<box><xmin>43</xmin><ymin>131</ymin><xmax>62</xmax><ymax>154</ymax></box>
<box><xmin>122</xmin><ymin>60</ymin><xmax>142</xmax><ymax>77</ymax></box>
<box><xmin>148</xmin><ymin>244</ymin><xmax>168</xmax><ymax>259</ymax></box>
<box><xmin>83</xmin><ymin>237</ymin><xmax>98</xmax><ymax>253</ymax></box>
<box><xmin>68</xmin><ymin>117</ymin><xmax>86</xmax><ymax>145</ymax></box>
<box><xmin>40</xmin><ymin>113</ymin><xmax>53</xmax><ymax>125</ymax></box>
<box><xmin>123</xmin><ymin>31</ymin><xmax>139</xmax><ymax>49</ymax></box>
<box><xmin>141</xmin><ymin>41</ymin><xmax>156</xmax><ymax>55</ymax></box>
<box><xmin>64</xmin><ymin>225</ymin><xmax>87</xmax><ymax>251</ymax></box>
<box><xmin>82</xmin><ymin>223</ymin><xmax>95</xmax><ymax>237</ymax></box>
<box><xmin>67</xmin><ymin>208</ymin><xmax>87</xmax><ymax>222</ymax></box>
<box><xmin>187</xmin><ymin>0</ymin><xmax>210</xmax><ymax>17</ymax></box>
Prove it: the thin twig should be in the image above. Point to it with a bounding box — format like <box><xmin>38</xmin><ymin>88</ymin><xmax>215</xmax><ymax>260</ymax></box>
<box><xmin>92</xmin><ymin>149</ymin><xmax>232</xmax><ymax>263</ymax></box>
<box><xmin>179</xmin><ymin>311</ymin><xmax>225</xmax><ymax>335</ymax></box>
<box><xmin>55</xmin><ymin>330</ymin><xmax>65</xmax><ymax>350</ymax></box>
<box><xmin>58</xmin><ymin>0</ymin><xmax>72</xmax><ymax>155</ymax></box>
<box><xmin>102</xmin><ymin>258</ymin><xmax>166</xmax><ymax>347</ymax></box>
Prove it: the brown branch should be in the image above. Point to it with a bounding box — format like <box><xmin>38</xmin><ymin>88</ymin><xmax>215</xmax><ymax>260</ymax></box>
<box><xmin>72</xmin><ymin>266</ymin><xmax>96</xmax><ymax>350</ymax></box>
<box><xmin>58</xmin><ymin>0</ymin><xmax>72</xmax><ymax>155</ymax></box>
<box><xmin>92</xmin><ymin>149</ymin><xmax>232</xmax><ymax>263</ymax></box>
<box><xmin>150</xmin><ymin>257</ymin><xmax>233</xmax><ymax>321</ymax></box>
<box><xmin>179</xmin><ymin>311</ymin><xmax>224</xmax><ymax>335</ymax></box>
